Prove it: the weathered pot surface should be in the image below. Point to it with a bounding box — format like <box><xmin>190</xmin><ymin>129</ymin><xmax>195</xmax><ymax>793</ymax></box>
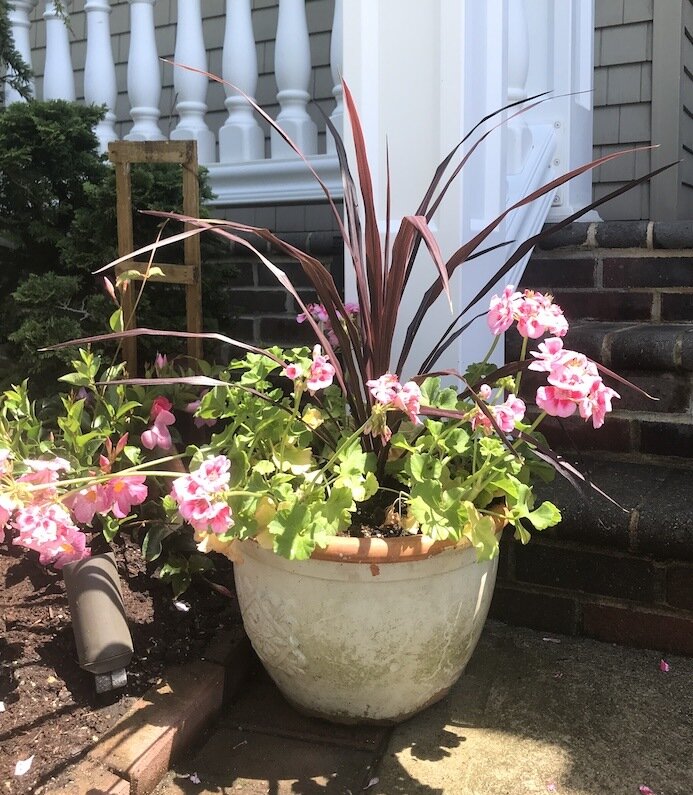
<box><xmin>233</xmin><ymin>525</ymin><xmax>503</xmax><ymax>724</ymax></box>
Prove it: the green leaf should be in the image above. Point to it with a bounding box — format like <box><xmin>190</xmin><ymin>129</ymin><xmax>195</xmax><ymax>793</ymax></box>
<box><xmin>142</xmin><ymin>526</ymin><xmax>165</xmax><ymax>561</ymax></box>
<box><xmin>527</xmin><ymin>501</ymin><xmax>562</xmax><ymax>530</ymax></box>
<box><xmin>253</xmin><ymin>459</ymin><xmax>275</xmax><ymax>475</ymax></box>
<box><xmin>109</xmin><ymin>308</ymin><xmax>124</xmax><ymax>333</ymax></box>
<box><xmin>102</xmin><ymin>515</ymin><xmax>121</xmax><ymax>543</ymax></box>
<box><xmin>268</xmin><ymin>502</ymin><xmax>314</xmax><ymax>559</ymax></box>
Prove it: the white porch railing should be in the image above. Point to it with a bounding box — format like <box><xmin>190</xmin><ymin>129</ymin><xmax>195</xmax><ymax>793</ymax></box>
<box><xmin>5</xmin><ymin>1</ymin><xmax>594</xmax><ymax>221</ymax></box>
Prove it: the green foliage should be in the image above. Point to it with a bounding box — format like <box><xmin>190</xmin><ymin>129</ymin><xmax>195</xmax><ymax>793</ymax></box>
<box><xmin>0</xmin><ymin>100</ymin><xmax>228</xmax><ymax>395</ymax></box>
<box><xmin>0</xmin><ymin>0</ymin><xmax>33</xmax><ymax>99</ymax></box>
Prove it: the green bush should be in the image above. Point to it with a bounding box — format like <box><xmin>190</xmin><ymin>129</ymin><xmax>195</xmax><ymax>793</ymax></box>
<box><xmin>0</xmin><ymin>100</ymin><xmax>230</xmax><ymax>395</ymax></box>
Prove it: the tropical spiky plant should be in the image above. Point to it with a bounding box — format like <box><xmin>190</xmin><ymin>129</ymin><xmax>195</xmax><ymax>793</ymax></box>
<box><xmin>43</xmin><ymin>69</ymin><xmax>673</xmax><ymax>567</ymax></box>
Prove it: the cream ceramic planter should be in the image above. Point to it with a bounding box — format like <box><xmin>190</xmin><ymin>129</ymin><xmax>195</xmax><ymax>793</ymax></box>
<box><xmin>233</xmin><ymin>530</ymin><xmax>502</xmax><ymax>724</ymax></box>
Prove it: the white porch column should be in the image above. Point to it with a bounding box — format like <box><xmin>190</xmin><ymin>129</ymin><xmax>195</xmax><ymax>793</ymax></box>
<box><xmin>342</xmin><ymin>0</ymin><xmax>509</xmax><ymax>375</ymax></box>
<box><xmin>4</xmin><ymin>0</ymin><xmax>37</xmax><ymax>104</ymax></box>
<box><xmin>526</xmin><ymin>0</ymin><xmax>598</xmax><ymax>221</ymax></box>
<box><xmin>84</xmin><ymin>0</ymin><xmax>118</xmax><ymax>152</ymax></box>
<box><xmin>506</xmin><ymin>0</ymin><xmax>531</xmax><ymax>174</ymax></box>
<box><xmin>271</xmin><ymin>0</ymin><xmax>317</xmax><ymax>158</ymax></box>
<box><xmin>43</xmin><ymin>0</ymin><xmax>75</xmax><ymax>101</ymax></box>
<box><xmin>125</xmin><ymin>0</ymin><xmax>164</xmax><ymax>141</ymax></box>
<box><xmin>219</xmin><ymin>0</ymin><xmax>264</xmax><ymax>163</ymax></box>
<box><xmin>171</xmin><ymin>0</ymin><xmax>215</xmax><ymax>164</ymax></box>
<box><xmin>326</xmin><ymin>0</ymin><xmax>343</xmax><ymax>154</ymax></box>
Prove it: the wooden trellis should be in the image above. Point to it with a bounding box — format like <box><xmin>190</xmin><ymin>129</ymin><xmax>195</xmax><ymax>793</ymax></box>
<box><xmin>109</xmin><ymin>140</ymin><xmax>203</xmax><ymax>375</ymax></box>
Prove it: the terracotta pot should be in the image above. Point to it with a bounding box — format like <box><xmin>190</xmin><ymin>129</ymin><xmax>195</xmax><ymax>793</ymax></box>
<box><xmin>233</xmin><ymin>523</ymin><xmax>504</xmax><ymax>724</ymax></box>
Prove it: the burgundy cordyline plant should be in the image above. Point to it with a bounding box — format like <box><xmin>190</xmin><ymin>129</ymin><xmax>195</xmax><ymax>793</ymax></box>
<box><xmin>1</xmin><ymin>66</ymin><xmax>674</xmax><ymax>580</ymax></box>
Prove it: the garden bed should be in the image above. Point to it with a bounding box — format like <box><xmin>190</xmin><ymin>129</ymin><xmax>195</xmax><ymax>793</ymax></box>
<box><xmin>0</xmin><ymin>535</ymin><xmax>239</xmax><ymax>794</ymax></box>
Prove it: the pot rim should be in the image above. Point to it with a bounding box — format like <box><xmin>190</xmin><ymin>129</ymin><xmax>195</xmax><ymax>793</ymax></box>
<box><xmin>307</xmin><ymin>517</ymin><xmax>506</xmax><ymax>564</ymax></box>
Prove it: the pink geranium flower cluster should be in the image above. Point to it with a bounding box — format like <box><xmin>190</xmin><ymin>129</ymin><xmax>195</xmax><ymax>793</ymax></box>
<box><xmin>488</xmin><ymin>286</ymin><xmax>569</xmax><ymax>339</ymax></box>
<box><xmin>142</xmin><ymin>396</ymin><xmax>176</xmax><ymax>451</ymax></box>
<box><xmin>297</xmin><ymin>302</ymin><xmax>360</xmax><ymax>348</ymax></box>
<box><xmin>367</xmin><ymin>374</ymin><xmax>422</xmax><ymax>425</ymax></box>
<box><xmin>529</xmin><ymin>338</ymin><xmax>620</xmax><ymax>428</ymax></box>
<box><xmin>470</xmin><ymin>385</ymin><xmax>526</xmax><ymax>434</ymax></box>
<box><xmin>13</xmin><ymin>503</ymin><xmax>88</xmax><ymax>569</ymax></box>
<box><xmin>171</xmin><ymin>454</ymin><xmax>233</xmax><ymax>535</ymax></box>
<box><xmin>283</xmin><ymin>345</ymin><xmax>336</xmax><ymax>395</ymax></box>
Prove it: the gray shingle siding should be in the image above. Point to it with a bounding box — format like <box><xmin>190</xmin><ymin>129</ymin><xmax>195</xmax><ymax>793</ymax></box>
<box><xmin>593</xmin><ymin>0</ymin><xmax>654</xmax><ymax>220</ymax></box>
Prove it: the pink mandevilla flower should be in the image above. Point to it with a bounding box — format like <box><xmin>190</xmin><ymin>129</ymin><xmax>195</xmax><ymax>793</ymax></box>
<box><xmin>154</xmin><ymin>352</ymin><xmax>168</xmax><ymax>372</ymax></box>
<box><xmin>108</xmin><ymin>475</ymin><xmax>148</xmax><ymax>518</ymax></box>
<box><xmin>142</xmin><ymin>396</ymin><xmax>176</xmax><ymax>451</ymax></box>
<box><xmin>67</xmin><ymin>484</ymin><xmax>112</xmax><ymax>524</ymax></box>
<box><xmin>306</xmin><ymin>345</ymin><xmax>335</xmax><ymax>394</ymax></box>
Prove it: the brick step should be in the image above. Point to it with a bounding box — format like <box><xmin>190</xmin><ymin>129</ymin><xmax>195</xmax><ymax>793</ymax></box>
<box><xmin>489</xmin><ymin>458</ymin><xmax>693</xmax><ymax>654</ymax></box>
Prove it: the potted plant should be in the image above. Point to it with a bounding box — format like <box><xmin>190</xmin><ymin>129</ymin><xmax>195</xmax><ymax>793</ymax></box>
<box><xmin>32</xmin><ymin>78</ymin><xmax>663</xmax><ymax>723</ymax></box>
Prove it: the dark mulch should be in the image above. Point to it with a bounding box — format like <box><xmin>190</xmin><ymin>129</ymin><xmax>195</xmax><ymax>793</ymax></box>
<box><xmin>0</xmin><ymin>535</ymin><xmax>240</xmax><ymax>794</ymax></box>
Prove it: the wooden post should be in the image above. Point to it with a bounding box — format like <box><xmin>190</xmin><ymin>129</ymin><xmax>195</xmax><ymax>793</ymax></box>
<box><xmin>108</xmin><ymin>140</ymin><xmax>204</xmax><ymax>375</ymax></box>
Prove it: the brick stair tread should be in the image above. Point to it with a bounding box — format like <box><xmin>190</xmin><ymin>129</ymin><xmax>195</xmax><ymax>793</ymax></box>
<box><xmin>507</xmin><ymin>321</ymin><xmax>693</xmax><ymax>372</ymax></box>
<box><xmin>532</xmin><ymin>457</ymin><xmax>693</xmax><ymax>560</ymax></box>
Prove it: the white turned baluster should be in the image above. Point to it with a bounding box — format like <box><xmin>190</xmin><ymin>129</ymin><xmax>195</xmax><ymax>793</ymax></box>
<box><xmin>326</xmin><ymin>0</ymin><xmax>342</xmax><ymax>154</ymax></box>
<box><xmin>506</xmin><ymin>0</ymin><xmax>531</xmax><ymax>174</ymax></box>
<box><xmin>5</xmin><ymin>0</ymin><xmax>37</xmax><ymax>104</ymax></box>
<box><xmin>219</xmin><ymin>0</ymin><xmax>264</xmax><ymax>162</ymax></box>
<box><xmin>43</xmin><ymin>0</ymin><xmax>75</xmax><ymax>101</ymax></box>
<box><xmin>125</xmin><ymin>0</ymin><xmax>164</xmax><ymax>141</ymax></box>
<box><xmin>84</xmin><ymin>0</ymin><xmax>118</xmax><ymax>152</ymax></box>
<box><xmin>272</xmin><ymin>0</ymin><xmax>317</xmax><ymax>158</ymax></box>
<box><xmin>171</xmin><ymin>0</ymin><xmax>215</xmax><ymax>163</ymax></box>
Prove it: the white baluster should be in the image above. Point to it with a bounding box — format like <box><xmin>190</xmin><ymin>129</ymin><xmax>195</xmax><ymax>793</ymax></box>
<box><xmin>125</xmin><ymin>0</ymin><xmax>164</xmax><ymax>141</ymax></box>
<box><xmin>43</xmin><ymin>0</ymin><xmax>75</xmax><ymax>101</ymax></box>
<box><xmin>219</xmin><ymin>0</ymin><xmax>264</xmax><ymax>163</ymax></box>
<box><xmin>171</xmin><ymin>0</ymin><xmax>215</xmax><ymax>163</ymax></box>
<box><xmin>326</xmin><ymin>0</ymin><xmax>342</xmax><ymax>154</ymax></box>
<box><xmin>84</xmin><ymin>0</ymin><xmax>118</xmax><ymax>152</ymax></box>
<box><xmin>506</xmin><ymin>0</ymin><xmax>531</xmax><ymax>174</ymax></box>
<box><xmin>4</xmin><ymin>0</ymin><xmax>37</xmax><ymax>104</ymax></box>
<box><xmin>272</xmin><ymin>0</ymin><xmax>317</xmax><ymax>158</ymax></box>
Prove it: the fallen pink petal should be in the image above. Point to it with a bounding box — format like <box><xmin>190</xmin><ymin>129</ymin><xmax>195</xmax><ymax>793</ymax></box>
<box><xmin>639</xmin><ymin>786</ymin><xmax>656</xmax><ymax>795</ymax></box>
<box><xmin>659</xmin><ymin>659</ymin><xmax>670</xmax><ymax>673</ymax></box>
<box><xmin>546</xmin><ymin>784</ymin><xmax>557</xmax><ymax>793</ymax></box>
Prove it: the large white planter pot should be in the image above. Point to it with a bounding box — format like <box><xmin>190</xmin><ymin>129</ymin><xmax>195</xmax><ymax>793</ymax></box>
<box><xmin>233</xmin><ymin>530</ymin><xmax>502</xmax><ymax>724</ymax></box>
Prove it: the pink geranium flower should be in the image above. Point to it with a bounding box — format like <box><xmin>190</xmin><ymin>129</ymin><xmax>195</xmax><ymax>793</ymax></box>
<box><xmin>282</xmin><ymin>363</ymin><xmax>304</xmax><ymax>382</ymax></box>
<box><xmin>488</xmin><ymin>285</ymin><xmax>522</xmax><ymax>335</ymax></box>
<box><xmin>170</xmin><ymin>456</ymin><xmax>234</xmax><ymax>535</ymax></box>
<box><xmin>367</xmin><ymin>374</ymin><xmax>422</xmax><ymax>425</ymax></box>
<box><xmin>488</xmin><ymin>287</ymin><xmax>569</xmax><ymax>339</ymax></box>
<box><xmin>536</xmin><ymin>385</ymin><xmax>580</xmax><ymax>418</ymax></box>
<box><xmin>12</xmin><ymin>503</ymin><xmax>89</xmax><ymax>568</ymax></box>
<box><xmin>306</xmin><ymin>345</ymin><xmax>336</xmax><ymax>394</ymax></box>
<box><xmin>471</xmin><ymin>393</ymin><xmax>526</xmax><ymax>434</ymax></box>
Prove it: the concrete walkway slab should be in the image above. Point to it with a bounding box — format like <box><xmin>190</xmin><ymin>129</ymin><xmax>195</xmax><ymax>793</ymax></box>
<box><xmin>374</xmin><ymin>622</ymin><xmax>693</xmax><ymax>795</ymax></box>
<box><xmin>156</xmin><ymin>621</ymin><xmax>692</xmax><ymax>795</ymax></box>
